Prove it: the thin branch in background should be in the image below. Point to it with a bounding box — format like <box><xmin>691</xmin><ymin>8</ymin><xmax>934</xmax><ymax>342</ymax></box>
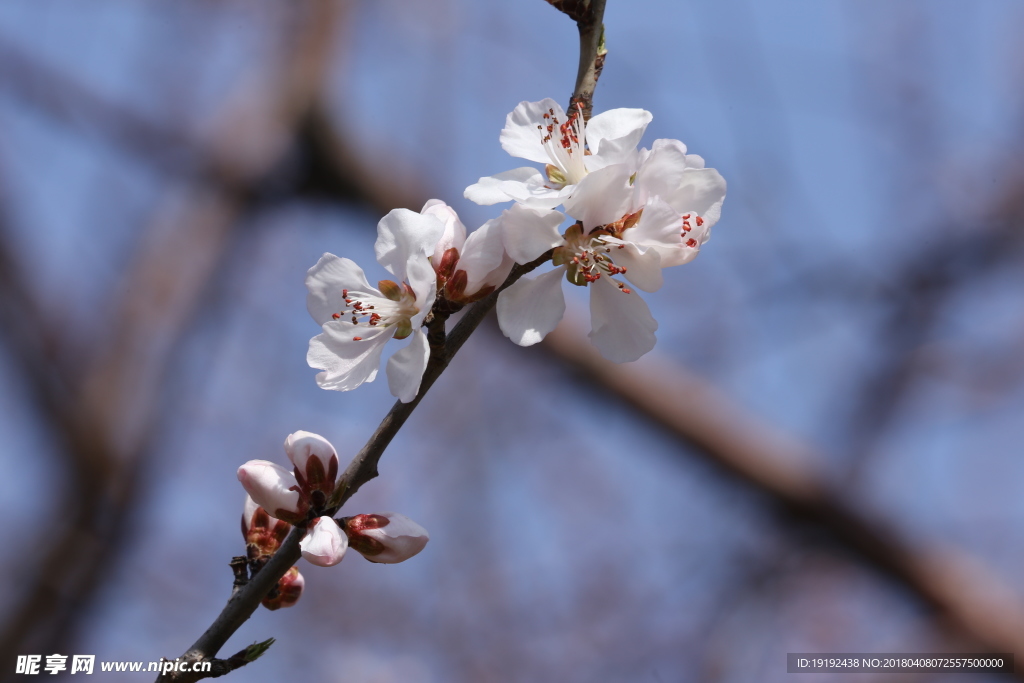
<box><xmin>0</xmin><ymin>0</ymin><xmax>346</xmax><ymax>665</ymax></box>
<box><xmin>538</xmin><ymin>318</ymin><xmax>1024</xmax><ymax>679</ymax></box>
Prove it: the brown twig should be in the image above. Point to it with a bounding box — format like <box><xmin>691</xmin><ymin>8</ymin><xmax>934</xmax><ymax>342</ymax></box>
<box><xmin>157</xmin><ymin>251</ymin><xmax>553</xmax><ymax>682</ymax></box>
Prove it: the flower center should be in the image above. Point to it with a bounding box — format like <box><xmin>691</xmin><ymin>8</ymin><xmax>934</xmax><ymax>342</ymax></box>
<box><xmin>330</xmin><ymin>280</ymin><xmax>420</xmax><ymax>340</ymax></box>
<box><xmin>681</xmin><ymin>213</ymin><xmax>704</xmax><ymax>249</ymax></box>
<box><xmin>555</xmin><ymin>223</ymin><xmax>632</xmax><ymax>294</ymax></box>
<box><xmin>537</xmin><ymin>105</ymin><xmax>588</xmax><ymax>187</ymax></box>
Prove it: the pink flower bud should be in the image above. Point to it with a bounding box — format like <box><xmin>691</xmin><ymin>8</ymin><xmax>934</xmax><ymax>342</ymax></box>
<box><xmin>242</xmin><ymin>495</ymin><xmax>291</xmax><ymax>559</ymax></box>
<box><xmin>237</xmin><ymin>460</ymin><xmax>307</xmax><ymax>524</ymax></box>
<box><xmin>343</xmin><ymin>512</ymin><xmax>429</xmax><ymax>564</ymax></box>
<box><xmin>299</xmin><ymin>517</ymin><xmax>348</xmax><ymax>567</ymax></box>
<box><xmin>283</xmin><ymin>430</ymin><xmax>339</xmax><ymax>500</ymax></box>
<box><xmin>261</xmin><ymin>566</ymin><xmax>304</xmax><ymax>611</ymax></box>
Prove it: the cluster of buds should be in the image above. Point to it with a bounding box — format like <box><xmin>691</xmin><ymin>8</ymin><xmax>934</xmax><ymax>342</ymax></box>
<box><xmin>242</xmin><ymin>495</ymin><xmax>303</xmax><ymax>610</ymax></box>
<box><xmin>237</xmin><ymin>431</ymin><xmax>430</xmax><ymax>610</ymax></box>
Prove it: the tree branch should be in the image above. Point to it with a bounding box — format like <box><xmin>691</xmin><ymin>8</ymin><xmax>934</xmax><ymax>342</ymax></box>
<box><xmin>157</xmin><ymin>251</ymin><xmax>552</xmax><ymax>682</ymax></box>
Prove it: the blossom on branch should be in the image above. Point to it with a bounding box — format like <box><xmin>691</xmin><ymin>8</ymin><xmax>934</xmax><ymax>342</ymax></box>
<box><xmin>261</xmin><ymin>566</ymin><xmax>304</xmax><ymax>611</ymax></box>
<box><xmin>342</xmin><ymin>512</ymin><xmax>430</xmax><ymax>564</ymax></box>
<box><xmin>464</xmin><ymin>98</ymin><xmax>652</xmax><ymax>209</ymax></box>
<box><xmin>306</xmin><ymin>209</ymin><xmax>444</xmax><ymax>403</ymax></box>
<box><xmin>236</xmin><ymin>460</ymin><xmax>308</xmax><ymax>525</ymax></box>
<box><xmin>242</xmin><ymin>495</ymin><xmax>291</xmax><ymax>560</ymax></box>
<box><xmin>421</xmin><ymin>199</ymin><xmax>514</xmax><ymax>304</ymax></box>
<box><xmin>284</xmin><ymin>430</ymin><xmax>339</xmax><ymax>503</ymax></box>
<box><xmin>496</xmin><ymin>142</ymin><xmax>726</xmax><ymax>362</ymax></box>
<box><xmin>238</xmin><ymin>430</ymin><xmax>343</xmax><ymax>520</ymax></box>
<box><xmin>299</xmin><ymin>517</ymin><xmax>348</xmax><ymax>567</ymax></box>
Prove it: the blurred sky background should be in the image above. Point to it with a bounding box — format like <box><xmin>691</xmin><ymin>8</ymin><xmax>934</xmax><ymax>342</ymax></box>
<box><xmin>1</xmin><ymin>1</ymin><xmax>1024</xmax><ymax>682</ymax></box>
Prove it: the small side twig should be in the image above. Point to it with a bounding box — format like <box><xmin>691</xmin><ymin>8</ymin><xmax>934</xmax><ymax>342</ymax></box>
<box><xmin>546</xmin><ymin>0</ymin><xmax>608</xmax><ymax>120</ymax></box>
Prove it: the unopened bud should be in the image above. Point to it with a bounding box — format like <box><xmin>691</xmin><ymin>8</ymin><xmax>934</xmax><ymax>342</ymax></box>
<box><xmin>261</xmin><ymin>566</ymin><xmax>304</xmax><ymax>611</ymax></box>
<box><xmin>299</xmin><ymin>517</ymin><xmax>348</xmax><ymax>567</ymax></box>
<box><xmin>237</xmin><ymin>460</ymin><xmax>307</xmax><ymax>524</ymax></box>
<box><xmin>343</xmin><ymin>512</ymin><xmax>429</xmax><ymax>564</ymax></box>
<box><xmin>242</xmin><ymin>496</ymin><xmax>291</xmax><ymax>559</ymax></box>
<box><xmin>283</xmin><ymin>430</ymin><xmax>339</xmax><ymax>502</ymax></box>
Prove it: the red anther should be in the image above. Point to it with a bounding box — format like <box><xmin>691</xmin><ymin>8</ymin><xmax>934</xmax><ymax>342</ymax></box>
<box><xmin>369</xmin><ymin>313</ymin><xmax>382</xmax><ymax>325</ymax></box>
<box><xmin>682</xmin><ymin>214</ymin><xmax>690</xmax><ymax>220</ymax></box>
<box><xmin>352</xmin><ymin>336</ymin><xmax>363</xmax><ymax>341</ymax></box>
<box><xmin>342</xmin><ymin>289</ymin><xmax>348</xmax><ymax>297</ymax></box>
<box><xmin>622</xmin><ymin>288</ymin><xmax>631</xmax><ymax>294</ymax></box>
<box><xmin>686</xmin><ymin>238</ymin><xmax>698</xmax><ymax>248</ymax></box>
<box><xmin>620</xmin><ymin>267</ymin><xmax>628</xmax><ymax>273</ymax></box>
<box><xmin>332</xmin><ymin>313</ymin><xmax>341</xmax><ymax>320</ymax></box>
<box><xmin>696</xmin><ymin>216</ymin><xmax>704</xmax><ymax>226</ymax></box>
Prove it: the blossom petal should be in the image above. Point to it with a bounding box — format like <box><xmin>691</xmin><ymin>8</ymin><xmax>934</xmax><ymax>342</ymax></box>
<box><xmin>300</xmin><ymin>517</ymin><xmax>348</xmax><ymax>567</ymax></box>
<box><xmin>588</xmin><ymin>276</ymin><xmax>658</xmax><ymax>363</ymax></box>
<box><xmin>628</xmin><ymin>197</ymin><xmax>684</xmax><ymax>251</ymax></box>
<box><xmin>583</xmin><ymin>138</ymin><xmax>640</xmax><ymax>174</ymax></box>
<box><xmin>501</xmin><ymin>204</ymin><xmax>566</xmax><ymax>264</ymax></box>
<box><xmin>421</xmin><ymin>199</ymin><xmax>467</xmax><ymax>268</ymax></box>
<box><xmin>459</xmin><ymin>216</ymin><xmax>511</xmax><ymax>294</ymax></box>
<box><xmin>609</xmin><ymin>244</ymin><xmax>663</xmax><ymax>293</ymax></box>
<box><xmin>635</xmin><ymin>145</ymin><xmax>726</xmax><ymax>226</ymax></box>
<box><xmin>496</xmin><ymin>266</ymin><xmax>567</xmax><ymax>346</ymax></box>
<box><xmin>307</xmin><ymin>323</ymin><xmax>392</xmax><ymax>392</ymax></box>
<box><xmin>405</xmin><ymin>256</ymin><xmax>438</xmax><ymax>329</ymax></box>
<box><xmin>464</xmin><ymin>167</ymin><xmax>564</xmax><ymax>208</ymax></box>
<box><xmin>586</xmin><ymin>108</ymin><xmax>652</xmax><ymax>164</ymax></box>
<box><xmin>237</xmin><ymin>460</ymin><xmax>305</xmax><ymax>523</ymax></box>
<box><xmin>305</xmin><ymin>254</ymin><xmax>374</xmax><ymax>326</ymax></box>
<box><xmin>500</xmin><ymin>98</ymin><xmax>563</xmax><ymax>164</ymax></box>
<box><xmin>563</xmin><ymin>164</ymin><xmax>633</xmax><ymax>231</ymax></box>
<box><xmin>375</xmin><ymin>209</ymin><xmax>445</xmax><ymax>280</ymax></box>
<box><xmin>386</xmin><ymin>329</ymin><xmax>430</xmax><ymax>403</ymax></box>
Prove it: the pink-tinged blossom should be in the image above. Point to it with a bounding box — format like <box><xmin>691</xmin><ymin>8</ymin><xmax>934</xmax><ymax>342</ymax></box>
<box><xmin>237</xmin><ymin>460</ymin><xmax>307</xmax><ymax>525</ymax></box>
<box><xmin>465</xmin><ymin>98</ymin><xmax>652</xmax><ymax>209</ymax></box>
<box><xmin>299</xmin><ymin>517</ymin><xmax>348</xmax><ymax>567</ymax></box>
<box><xmin>420</xmin><ymin>199</ymin><xmax>514</xmax><ymax>303</ymax></box>
<box><xmin>284</xmin><ymin>430</ymin><xmax>339</xmax><ymax>500</ymax></box>
<box><xmin>343</xmin><ymin>512</ymin><xmax>429</xmax><ymax>564</ymax></box>
<box><xmin>242</xmin><ymin>495</ymin><xmax>291</xmax><ymax>559</ymax></box>
<box><xmin>306</xmin><ymin>208</ymin><xmax>444</xmax><ymax>403</ymax></box>
<box><xmin>262</xmin><ymin>566</ymin><xmax>304</xmax><ymax>610</ymax></box>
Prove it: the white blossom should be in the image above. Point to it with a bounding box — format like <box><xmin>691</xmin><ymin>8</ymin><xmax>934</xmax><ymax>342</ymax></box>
<box><xmin>496</xmin><ymin>140</ymin><xmax>726</xmax><ymax>363</ymax></box>
<box><xmin>306</xmin><ymin>208</ymin><xmax>444</xmax><ymax>402</ymax></box>
<box><xmin>465</xmin><ymin>98</ymin><xmax>651</xmax><ymax>209</ymax></box>
<box><xmin>421</xmin><ymin>199</ymin><xmax>513</xmax><ymax>303</ymax></box>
